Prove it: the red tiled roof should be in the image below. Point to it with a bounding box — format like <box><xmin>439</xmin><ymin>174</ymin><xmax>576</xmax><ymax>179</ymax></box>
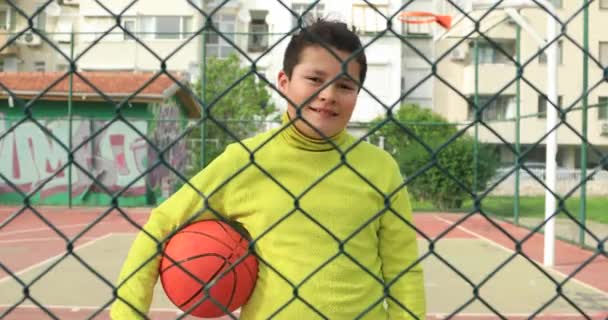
<box><xmin>0</xmin><ymin>71</ymin><xmax>201</xmax><ymax>118</ymax></box>
<box><xmin>0</xmin><ymin>71</ymin><xmax>185</xmax><ymax>98</ymax></box>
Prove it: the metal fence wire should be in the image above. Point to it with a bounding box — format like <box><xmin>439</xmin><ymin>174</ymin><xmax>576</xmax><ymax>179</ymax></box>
<box><xmin>0</xmin><ymin>0</ymin><xmax>607</xmax><ymax>319</ymax></box>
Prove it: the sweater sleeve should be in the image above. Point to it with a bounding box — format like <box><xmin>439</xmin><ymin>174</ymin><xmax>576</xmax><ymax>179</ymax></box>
<box><xmin>379</xmin><ymin>164</ymin><xmax>426</xmax><ymax>320</ymax></box>
<box><xmin>110</xmin><ymin>144</ymin><xmax>240</xmax><ymax>319</ymax></box>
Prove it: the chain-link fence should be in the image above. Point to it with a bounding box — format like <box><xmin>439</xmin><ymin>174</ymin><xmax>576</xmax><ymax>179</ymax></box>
<box><xmin>0</xmin><ymin>0</ymin><xmax>607</xmax><ymax>319</ymax></box>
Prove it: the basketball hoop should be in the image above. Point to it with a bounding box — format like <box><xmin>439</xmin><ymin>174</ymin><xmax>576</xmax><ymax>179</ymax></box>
<box><xmin>398</xmin><ymin>11</ymin><xmax>452</xmax><ymax>29</ymax></box>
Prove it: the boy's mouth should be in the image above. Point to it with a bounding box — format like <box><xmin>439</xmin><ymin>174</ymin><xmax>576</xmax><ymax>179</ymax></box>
<box><xmin>308</xmin><ymin>106</ymin><xmax>338</xmax><ymax>116</ymax></box>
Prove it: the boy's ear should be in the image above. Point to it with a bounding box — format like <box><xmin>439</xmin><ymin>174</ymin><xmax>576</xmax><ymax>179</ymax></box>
<box><xmin>277</xmin><ymin>70</ymin><xmax>289</xmax><ymax>94</ymax></box>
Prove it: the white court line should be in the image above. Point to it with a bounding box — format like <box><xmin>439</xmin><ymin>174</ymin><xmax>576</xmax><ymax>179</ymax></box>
<box><xmin>430</xmin><ymin>312</ymin><xmax>606</xmax><ymax>318</ymax></box>
<box><xmin>0</xmin><ymin>303</ymin><xmax>181</xmax><ymax>313</ymax></box>
<box><xmin>0</xmin><ymin>237</ymin><xmax>97</xmax><ymax>244</ymax></box>
<box><xmin>0</xmin><ymin>305</ymin><xmax>601</xmax><ymax>318</ymax></box>
<box><xmin>1</xmin><ymin>223</ymin><xmax>94</xmax><ymax>236</ymax></box>
<box><xmin>0</xmin><ymin>233</ymin><xmax>115</xmax><ymax>284</ymax></box>
<box><xmin>0</xmin><ymin>218</ymin><xmax>144</xmax><ymax>237</ymax></box>
<box><xmin>0</xmin><ymin>304</ymin><xmax>241</xmax><ymax>317</ymax></box>
<box><xmin>432</xmin><ymin>215</ymin><xmax>608</xmax><ymax>297</ymax></box>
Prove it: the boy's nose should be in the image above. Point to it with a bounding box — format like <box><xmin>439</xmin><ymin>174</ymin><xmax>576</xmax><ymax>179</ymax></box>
<box><xmin>317</xmin><ymin>83</ymin><xmax>337</xmax><ymax>103</ymax></box>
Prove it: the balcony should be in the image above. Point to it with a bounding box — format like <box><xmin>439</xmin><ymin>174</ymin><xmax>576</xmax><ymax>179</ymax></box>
<box><xmin>0</xmin><ymin>32</ymin><xmax>19</xmax><ymax>56</ymax></box>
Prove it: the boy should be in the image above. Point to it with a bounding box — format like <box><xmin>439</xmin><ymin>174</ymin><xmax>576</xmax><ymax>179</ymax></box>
<box><xmin>111</xmin><ymin>18</ymin><xmax>426</xmax><ymax>319</ymax></box>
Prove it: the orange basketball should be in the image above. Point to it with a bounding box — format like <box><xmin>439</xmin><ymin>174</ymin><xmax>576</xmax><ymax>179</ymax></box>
<box><xmin>160</xmin><ymin>220</ymin><xmax>258</xmax><ymax>317</ymax></box>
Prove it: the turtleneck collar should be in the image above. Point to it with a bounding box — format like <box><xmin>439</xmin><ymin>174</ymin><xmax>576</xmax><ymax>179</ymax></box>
<box><xmin>279</xmin><ymin>112</ymin><xmax>350</xmax><ymax>152</ymax></box>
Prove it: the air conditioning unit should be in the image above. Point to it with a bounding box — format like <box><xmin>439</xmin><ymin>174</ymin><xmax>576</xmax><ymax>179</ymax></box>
<box><xmin>601</xmin><ymin>122</ymin><xmax>608</xmax><ymax>136</ymax></box>
<box><xmin>450</xmin><ymin>47</ymin><xmax>467</xmax><ymax>61</ymax></box>
<box><xmin>17</xmin><ymin>32</ymin><xmax>41</xmax><ymax>46</ymax></box>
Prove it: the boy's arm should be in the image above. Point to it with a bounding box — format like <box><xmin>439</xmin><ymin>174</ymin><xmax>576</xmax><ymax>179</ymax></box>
<box><xmin>110</xmin><ymin>146</ymin><xmax>238</xmax><ymax>319</ymax></box>
<box><xmin>379</xmin><ymin>181</ymin><xmax>426</xmax><ymax>320</ymax></box>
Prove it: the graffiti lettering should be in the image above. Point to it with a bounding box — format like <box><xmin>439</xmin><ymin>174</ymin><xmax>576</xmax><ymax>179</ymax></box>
<box><xmin>0</xmin><ymin>113</ymin><xmax>148</xmax><ymax>200</ymax></box>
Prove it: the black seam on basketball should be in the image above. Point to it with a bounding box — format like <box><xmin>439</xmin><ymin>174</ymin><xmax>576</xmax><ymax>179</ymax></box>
<box><xmin>160</xmin><ymin>253</ymin><xmax>225</xmax><ymax>274</ymax></box>
<box><xmin>240</xmin><ymin>254</ymin><xmax>257</xmax><ymax>283</ymax></box>
<box><xmin>176</xmin><ymin>230</ymin><xmax>235</xmax><ymax>251</ymax></box>
<box><xmin>226</xmin><ymin>262</ymin><xmax>238</xmax><ymax>310</ymax></box>
<box><xmin>178</xmin><ymin>257</ymin><xmax>230</xmax><ymax>309</ymax></box>
<box><xmin>215</xmin><ymin>220</ymin><xmax>244</xmax><ymax>243</ymax></box>
<box><xmin>215</xmin><ymin>220</ymin><xmax>231</xmax><ymax>237</ymax></box>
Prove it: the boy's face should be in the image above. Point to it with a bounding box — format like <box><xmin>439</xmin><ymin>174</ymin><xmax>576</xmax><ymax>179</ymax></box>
<box><xmin>278</xmin><ymin>45</ymin><xmax>360</xmax><ymax>139</ymax></box>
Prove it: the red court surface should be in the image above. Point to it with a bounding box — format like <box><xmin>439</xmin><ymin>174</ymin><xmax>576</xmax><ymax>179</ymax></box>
<box><xmin>1</xmin><ymin>206</ymin><xmax>606</xmax><ymax>319</ymax></box>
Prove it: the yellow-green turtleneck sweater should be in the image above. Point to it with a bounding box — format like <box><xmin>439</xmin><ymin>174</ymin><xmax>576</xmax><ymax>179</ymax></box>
<box><xmin>111</xmin><ymin>114</ymin><xmax>426</xmax><ymax>319</ymax></box>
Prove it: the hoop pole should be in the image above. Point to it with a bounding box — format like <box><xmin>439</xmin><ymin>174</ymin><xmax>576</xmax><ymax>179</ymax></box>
<box><xmin>544</xmin><ymin>7</ymin><xmax>558</xmax><ymax>268</ymax></box>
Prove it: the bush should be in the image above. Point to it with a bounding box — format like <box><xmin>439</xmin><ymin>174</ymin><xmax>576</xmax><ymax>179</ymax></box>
<box><xmin>191</xmin><ymin>54</ymin><xmax>276</xmax><ymax>167</ymax></box>
<box><xmin>370</xmin><ymin>104</ymin><xmax>499</xmax><ymax>210</ymax></box>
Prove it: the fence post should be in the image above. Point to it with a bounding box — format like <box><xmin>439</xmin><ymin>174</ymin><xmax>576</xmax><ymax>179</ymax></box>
<box><xmin>514</xmin><ymin>24</ymin><xmax>521</xmax><ymax>225</ymax></box>
<box><xmin>200</xmin><ymin>19</ymin><xmax>207</xmax><ymax>168</ymax></box>
<box><xmin>68</xmin><ymin>31</ymin><xmax>74</xmax><ymax>208</ymax></box>
<box><xmin>579</xmin><ymin>0</ymin><xmax>589</xmax><ymax>247</ymax></box>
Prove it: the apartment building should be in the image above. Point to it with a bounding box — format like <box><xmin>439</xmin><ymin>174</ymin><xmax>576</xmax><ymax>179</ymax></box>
<box><xmin>3</xmin><ymin>0</ymin><xmax>607</xmax><ymax>167</ymax></box>
<box><xmin>0</xmin><ymin>1</ymin><xmax>79</xmax><ymax>72</ymax></box>
<box><xmin>433</xmin><ymin>0</ymin><xmax>608</xmax><ymax>168</ymax></box>
<box><xmin>400</xmin><ymin>0</ymin><xmax>435</xmax><ymax>108</ymax></box>
<box><xmin>0</xmin><ymin>0</ymin><xmax>410</xmax><ymax>126</ymax></box>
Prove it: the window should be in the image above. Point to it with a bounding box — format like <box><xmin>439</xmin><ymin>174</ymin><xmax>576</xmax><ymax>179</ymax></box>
<box><xmin>549</xmin><ymin>0</ymin><xmax>562</xmax><ymax>8</ymax></box>
<box><xmin>468</xmin><ymin>95</ymin><xmax>515</xmax><ymax>121</ymax></box>
<box><xmin>406</xmin><ymin>22</ymin><xmax>431</xmax><ymax>35</ymax></box>
<box><xmin>123</xmin><ymin>18</ymin><xmax>135</xmax><ymax>40</ymax></box>
<box><xmin>182</xmin><ymin>16</ymin><xmax>192</xmax><ymax>37</ymax></box>
<box><xmin>473</xmin><ymin>40</ymin><xmax>516</xmax><ymax>64</ymax></box>
<box><xmin>291</xmin><ymin>3</ymin><xmax>324</xmax><ymax>28</ymax></box>
<box><xmin>537</xmin><ymin>95</ymin><xmax>563</xmax><ymax>118</ymax></box>
<box><xmin>248</xmin><ymin>10</ymin><xmax>268</xmax><ymax>52</ymax></box>
<box><xmin>402</xmin><ymin>68</ymin><xmax>432</xmax><ymax>97</ymax></box>
<box><xmin>205</xmin><ymin>13</ymin><xmax>236</xmax><ymax>58</ymax></box>
<box><xmin>157</xmin><ymin>16</ymin><xmax>181</xmax><ymax>39</ymax></box>
<box><xmin>139</xmin><ymin>16</ymin><xmax>192</xmax><ymax>40</ymax></box>
<box><xmin>34</xmin><ymin>5</ymin><xmax>46</xmax><ymax>32</ymax></box>
<box><xmin>34</xmin><ymin>61</ymin><xmax>45</xmax><ymax>72</ymax></box>
<box><xmin>539</xmin><ymin>40</ymin><xmax>563</xmax><ymax>64</ymax></box>
<box><xmin>352</xmin><ymin>4</ymin><xmax>388</xmax><ymax>33</ymax></box>
<box><xmin>0</xmin><ymin>7</ymin><xmax>11</xmax><ymax>30</ymax></box>
<box><xmin>599</xmin><ymin>42</ymin><xmax>608</xmax><ymax>65</ymax></box>
<box><xmin>56</xmin><ymin>63</ymin><xmax>68</xmax><ymax>72</ymax></box>
<box><xmin>403</xmin><ymin>38</ymin><xmax>432</xmax><ymax>60</ymax></box>
<box><xmin>602</xmin><ymin>0</ymin><xmax>608</xmax><ymax>9</ymax></box>
<box><xmin>599</xmin><ymin>97</ymin><xmax>608</xmax><ymax>120</ymax></box>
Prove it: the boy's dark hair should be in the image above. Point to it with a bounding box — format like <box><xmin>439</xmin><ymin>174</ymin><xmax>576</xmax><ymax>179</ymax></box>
<box><xmin>283</xmin><ymin>18</ymin><xmax>367</xmax><ymax>87</ymax></box>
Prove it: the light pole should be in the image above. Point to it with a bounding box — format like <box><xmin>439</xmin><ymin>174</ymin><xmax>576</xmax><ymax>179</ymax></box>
<box><xmin>441</xmin><ymin>0</ymin><xmax>559</xmax><ymax>266</ymax></box>
<box><xmin>476</xmin><ymin>0</ymin><xmax>559</xmax><ymax>267</ymax></box>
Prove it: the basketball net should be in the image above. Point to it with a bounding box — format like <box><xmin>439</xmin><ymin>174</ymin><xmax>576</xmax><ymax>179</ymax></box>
<box><xmin>398</xmin><ymin>11</ymin><xmax>452</xmax><ymax>29</ymax></box>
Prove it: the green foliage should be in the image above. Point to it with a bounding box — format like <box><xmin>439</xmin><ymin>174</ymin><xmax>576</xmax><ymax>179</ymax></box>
<box><xmin>370</xmin><ymin>104</ymin><xmax>499</xmax><ymax>210</ymax></box>
<box><xmin>192</xmin><ymin>54</ymin><xmax>277</xmax><ymax>166</ymax></box>
<box><xmin>463</xmin><ymin>196</ymin><xmax>608</xmax><ymax>224</ymax></box>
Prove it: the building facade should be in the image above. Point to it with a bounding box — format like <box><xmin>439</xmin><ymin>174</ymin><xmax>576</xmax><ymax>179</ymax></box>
<box><xmin>0</xmin><ymin>72</ymin><xmax>200</xmax><ymax>206</ymax></box>
<box><xmin>0</xmin><ymin>0</ymin><xmax>409</xmax><ymax>125</ymax></box>
<box><xmin>433</xmin><ymin>0</ymin><xmax>608</xmax><ymax>169</ymax></box>
<box><xmin>3</xmin><ymin>0</ymin><xmax>606</xmax><ymax>169</ymax></box>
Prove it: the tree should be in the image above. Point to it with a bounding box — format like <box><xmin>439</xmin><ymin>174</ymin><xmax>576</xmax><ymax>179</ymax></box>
<box><xmin>191</xmin><ymin>54</ymin><xmax>277</xmax><ymax>167</ymax></box>
<box><xmin>369</xmin><ymin>104</ymin><xmax>499</xmax><ymax>210</ymax></box>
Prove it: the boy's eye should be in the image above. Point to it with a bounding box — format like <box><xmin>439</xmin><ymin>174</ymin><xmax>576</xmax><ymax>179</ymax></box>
<box><xmin>307</xmin><ymin>77</ymin><xmax>322</xmax><ymax>83</ymax></box>
<box><xmin>339</xmin><ymin>83</ymin><xmax>355</xmax><ymax>90</ymax></box>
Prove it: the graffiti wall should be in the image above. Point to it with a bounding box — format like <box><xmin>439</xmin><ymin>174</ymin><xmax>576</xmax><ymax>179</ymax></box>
<box><xmin>0</xmin><ymin>114</ymin><xmax>148</xmax><ymax>205</ymax></box>
<box><xmin>148</xmin><ymin>103</ymin><xmax>188</xmax><ymax>199</ymax></box>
